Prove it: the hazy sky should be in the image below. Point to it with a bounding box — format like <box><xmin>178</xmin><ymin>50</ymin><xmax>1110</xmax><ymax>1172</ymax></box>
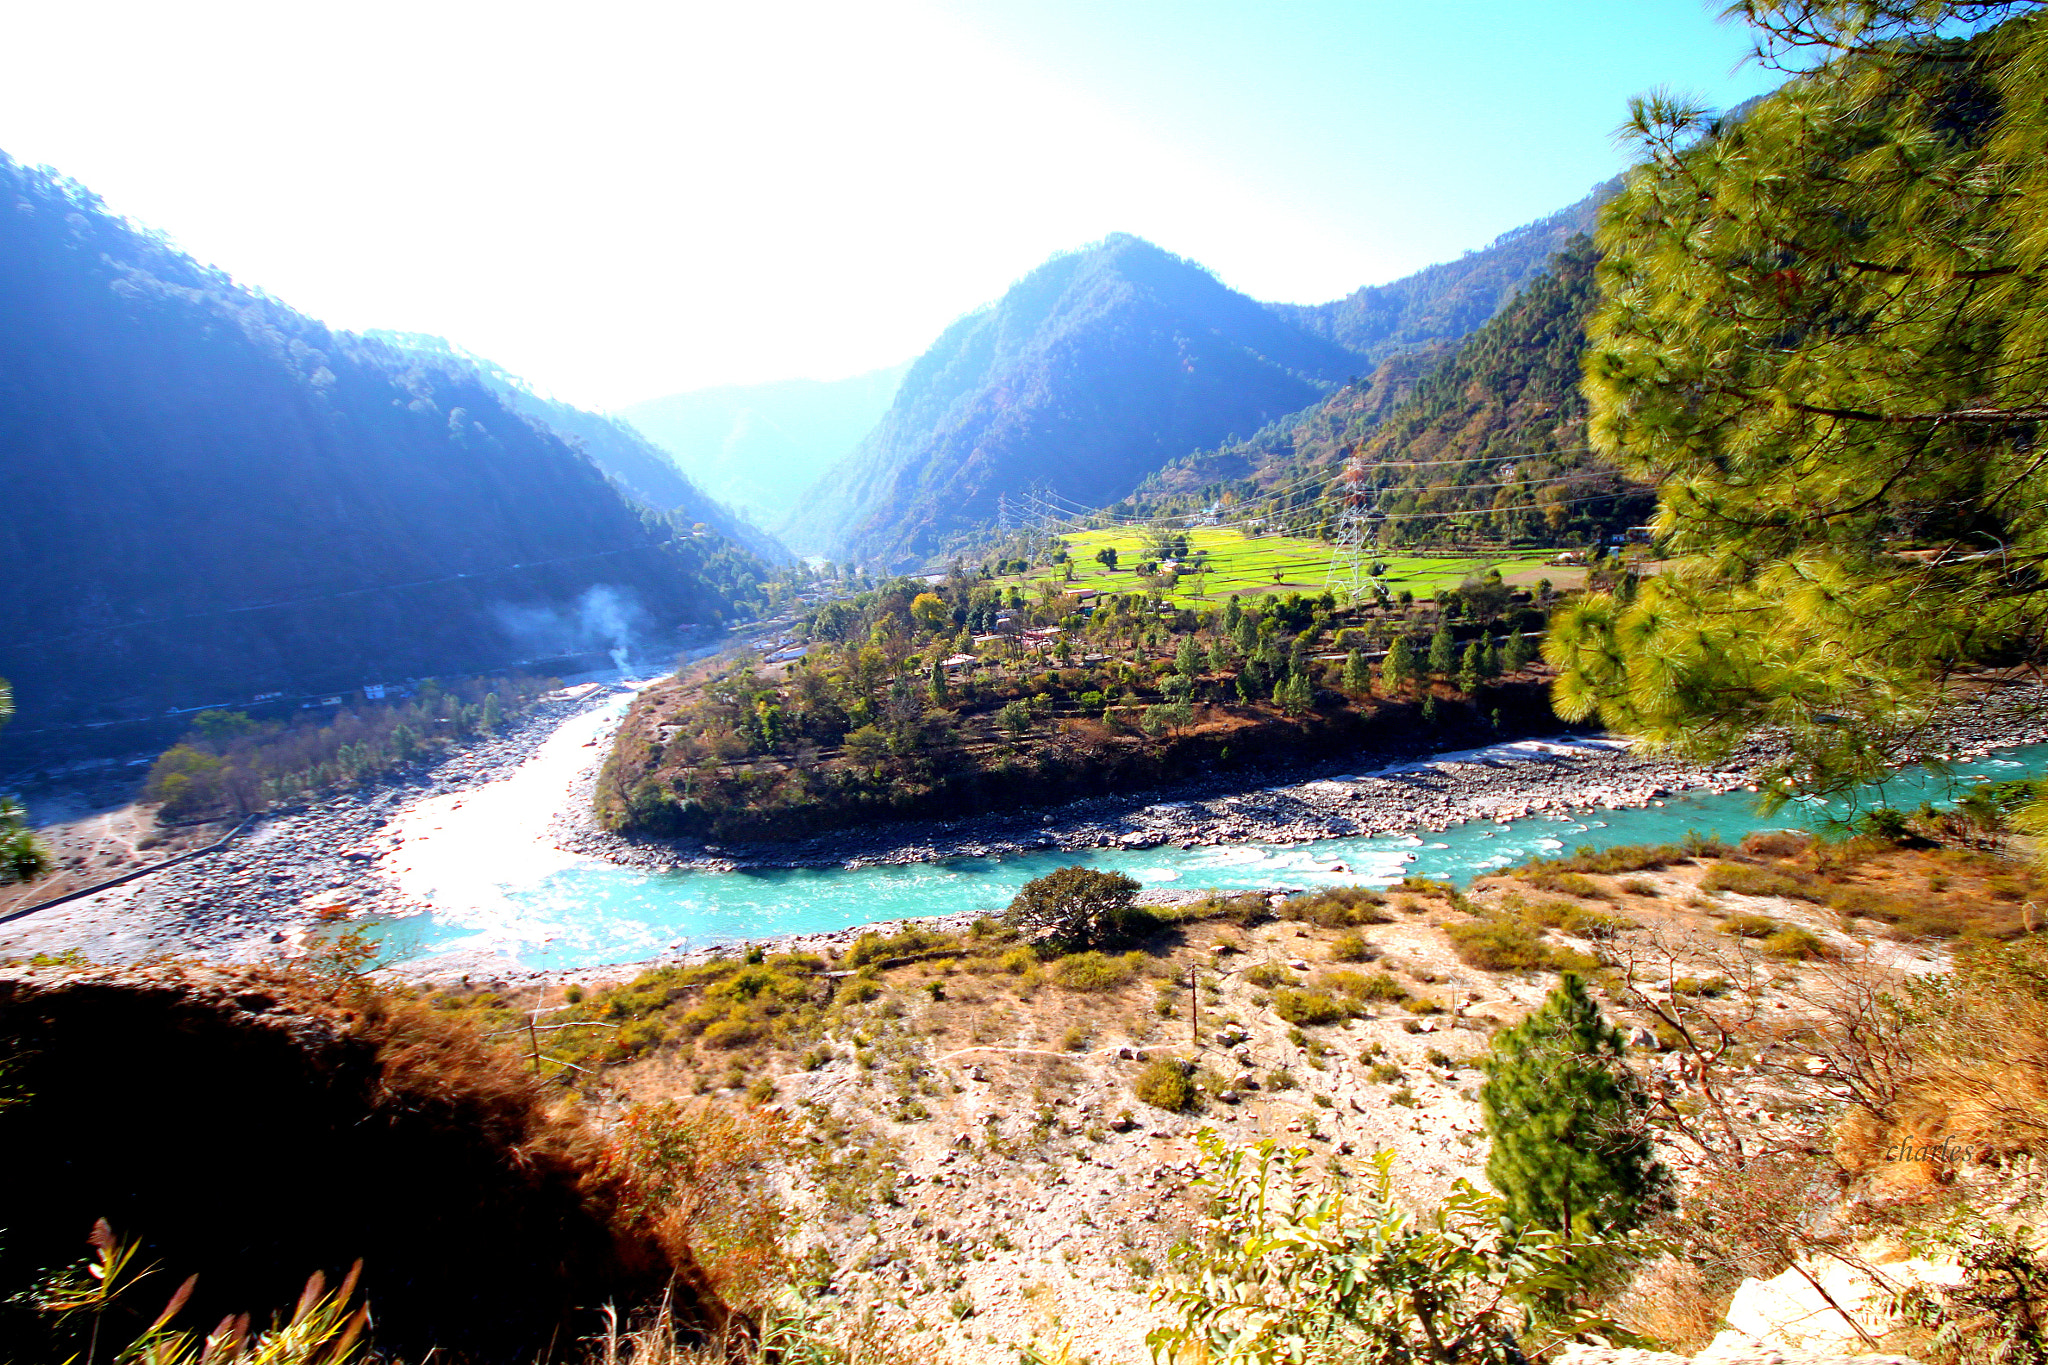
<box><xmin>0</xmin><ymin>1</ymin><xmax>1781</xmax><ymax>410</ymax></box>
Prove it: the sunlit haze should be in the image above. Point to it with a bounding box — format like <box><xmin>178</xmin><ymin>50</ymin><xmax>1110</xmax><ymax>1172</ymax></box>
<box><xmin>0</xmin><ymin>1</ymin><xmax>1779</xmax><ymax>410</ymax></box>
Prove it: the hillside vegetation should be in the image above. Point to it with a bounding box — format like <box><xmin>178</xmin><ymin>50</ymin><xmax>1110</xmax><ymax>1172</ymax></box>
<box><xmin>1270</xmin><ymin>177</ymin><xmax>1614</xmax><ymax>365</ymax></box>
<box><xmin>368</xmin><ymin>331</ymin><xmax>791</xmax><ymax>563</ymax></box>
<box><xmin>1129</xmin><ymin>237</ymin><xmax>1653</xmax><ymax>550</ymax></box>
<box><xmin>597</xmin><ymin>564</ymin><xmax>1560</xmax><ymax>841</ymax></box>
<box><xmin>0</xmin><ymin>153</ymin><xmax>770</xmax><ymax>737</ymax></box>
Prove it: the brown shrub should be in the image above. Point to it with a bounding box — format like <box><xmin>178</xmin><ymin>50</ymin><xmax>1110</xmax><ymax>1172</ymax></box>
<box><xmin>1700</xmin><ymin>863</ymin><xmax>1824</xmax><ymax>901</ymax></box>
<box><xmin>1329</xmin><ymin>932</ymin><xmax>1376</xmax><ymax>962</ymax></box>
<box><xmin>1134</xmin><ymin>1057</ymin><xmax>1197</xmax><ymax>1112</ymax></box>
<box><xmin>1275</xmin><ymin>886</ymin><xmax>1391</xmax><ymax>928</ymax></box>
<box><xmin>1444</xmin><ymin>916</ymin><xmax>1551</xmax><ymax>971</ymax></box>
<box><xmin>0</xmin><ymin>963</ymin><xmax>730</xmax><ymax>1360</ymax></box>
<box><xmin>603</xmin><ymin>1099</ymin><xmax>795</xmax><ymax>1315</ymax></box>
<box><xmin>1740</xmin><ymin>830</ymin><xmax>1811</xmax><ymax>858</ymax></box>
<box><xmin>1271</xmin><ymin>988</ymin><xmax>1348</xmax><ymax>1027</ymax></box>
<box><xmin>1860</xmin><ymin>937</ymin><xmax>2048</xmax><ymax>1165</ymax></box>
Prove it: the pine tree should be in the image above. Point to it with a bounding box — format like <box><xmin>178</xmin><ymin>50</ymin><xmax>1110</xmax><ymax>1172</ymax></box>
<box><xmin>928</xmin><ymin>655</ymin><xmax>947</xmax><ymax>702</ymax></box>
<box><xmin>1480</xmin><ymin>974</ymin><xmax>1671</xmax><ymax>1237</ymax></box>
<box><xmin>1380</xmin><ymin>636</ymin><xmax>1414</xmax><ymax>694</ymax></box>
<box><xmin>1555</xmin><ymin>3</ymin><xmax>2048</xmax><ymax>801</ymax></box>
<box><xmin>1277</xmin><ymin>671</ymin><xmax>1313</xmax><ymax>716</ymax></box>
<box><xmin>1233</xmin><ymin>614</ymin><xmax>1259</xmax><ymax>657</ymax></box>
<box><xmin>1427</xmin><ymin>625</ymin><xmax>1457</xmax><ymax>677</ymax></box>
<box><xmin>1342</xmin><ymin>648</ymin><xmax>1369</xmax><ymax>695</ymax></box>
<box><xmin>1176</xmin><ymin>635</ymin><xmax>1204</xmax><ymax>677</ymax></box>
<box><xmin>1457</xmin><ymin>640</ymin><xmax>1485</xmax><ymax>695</ymax></box>
<box><xmin>1504</xmin><ymin>628</ymin><xmax>1533</xmax><ymax>672</ymax></box>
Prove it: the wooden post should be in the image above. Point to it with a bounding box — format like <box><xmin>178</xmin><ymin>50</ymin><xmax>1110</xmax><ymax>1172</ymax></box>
<box><xmin>1190</xmin><ymin>957</ymin><xmax>1199</xmax><ymax>1050</ymax></box>
<box><xmin>528</xmin><ymin>1011</ymin><xmax>542</xmax><ymax>1075</ymax></box>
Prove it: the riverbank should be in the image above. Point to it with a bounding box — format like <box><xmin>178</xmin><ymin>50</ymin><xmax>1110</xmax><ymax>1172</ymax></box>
<box><xmin>556</xmin><ymin>675</ymin><xmax>2048</xmax><ymax>874</ymax></box>
<box><xmin>0</xmin><ymin>682</ymin><xmax>640</xmax><ymax>967</ymax></box>
<box><xmin>7</xmin><ymin>673</ymin><xmax>2043</xmax><ymax>981</ymax></box>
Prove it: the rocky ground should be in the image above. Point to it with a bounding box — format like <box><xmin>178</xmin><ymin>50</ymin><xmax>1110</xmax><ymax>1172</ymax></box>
<box><xmin>9</xmin><ymin>672</ymin><xmax>2046</xmax><ymax>1362</ymax></box>
<box><xmin>0</xmin><ymin>683</ymin><xmax>634</xmax><ymax>964</ymax></box>
<box><xmin>512</xmin><ymin>829</ymin><xmax>2045</xmax><ymax>1365</ymax></box>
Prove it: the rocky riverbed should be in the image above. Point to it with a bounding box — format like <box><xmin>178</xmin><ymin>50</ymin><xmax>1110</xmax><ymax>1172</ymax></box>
<box><xmin>0</xmin><ymin>683</ymin><xmax>637</xmax><ymax>966</ymax></box>
<box><xmin>6</xmin><ymin>675</ymin><xmax>2044</xmax><ymax>976</ymax></box>
<box><xmin>555</xmin><ymin>677</ymin><xmax>2048</xmax><ymax>875</ymax></box>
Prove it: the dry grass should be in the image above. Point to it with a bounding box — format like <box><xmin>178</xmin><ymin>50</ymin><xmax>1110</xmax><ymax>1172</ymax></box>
<box><xmin>1607</xmin><ymin>1256</ymin><xmax>1737</xmax><ymax>1353</ymax></box>
<box><xmin>1838</xmin><ymin>935</ymin><xmax>2048</xmax><ymax>1173</ymax></box>
<box><xmin>0</xmin><ymin>960</ymin><xmax>732</xmax><ymax>1360</ymax></box>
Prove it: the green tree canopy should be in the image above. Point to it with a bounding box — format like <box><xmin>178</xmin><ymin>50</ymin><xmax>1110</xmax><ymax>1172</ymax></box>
<box><xmin>1427</xmin><ymin>625</ymin><xmax>1458</xmax><ymax>677</ymax></box>
<box><xmin>1480</xmin><ymin>974</ymin><xmax>1672</xmax><ymax>1239</ymax></box>
<box><xmin>1343</xmin><ymin>648</ymin><xmax>1370</xmax><ymax>694</ymax></box>
<box><xmin>1381</xmin><ymin>635</ymin><xmax>1415</xmax><ymax>694</ymax></box>
<box><xmin>1005</xmin><ymin>866</ymin><xmax>1144</xmax><ymax>950</ymax></box>
<box><xmin>0</xmin><ymin>676</ymin><xmax>51</xmax><ymax>884</ymax></box>
<box><xmin>1549</xmin><ymin>0</ymin><xmax>2048</xmax><ymax>798</ymax></box>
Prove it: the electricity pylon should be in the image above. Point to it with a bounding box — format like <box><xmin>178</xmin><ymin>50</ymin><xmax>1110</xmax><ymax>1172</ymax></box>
<box><xmin>1325</xmin><ymin>458</ymin><xmax>1379</xmax><ymax>601</ymax></box>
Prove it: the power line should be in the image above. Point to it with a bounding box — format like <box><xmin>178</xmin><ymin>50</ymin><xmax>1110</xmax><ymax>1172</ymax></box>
<box><xmin>1011</xmin><ymin>472</ymin><xmax>1631</xmax><ymax>542</ymax></box>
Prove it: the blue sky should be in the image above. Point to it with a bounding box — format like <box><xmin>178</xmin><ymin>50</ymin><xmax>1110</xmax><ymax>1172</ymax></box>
<box><xmin>0</xmin><ymin>1</ymin><xmax>1780</xmax><ymax>410</ymax></box>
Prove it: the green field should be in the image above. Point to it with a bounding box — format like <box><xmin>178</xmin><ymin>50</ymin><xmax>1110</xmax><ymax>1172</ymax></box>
<box><xmin>996</xmin><ymin>527</ymin><xmax>1567</xmax><ymax>607</ymax></box>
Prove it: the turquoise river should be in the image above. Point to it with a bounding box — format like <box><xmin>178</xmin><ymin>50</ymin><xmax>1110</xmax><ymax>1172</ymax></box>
<box><xmin>372</xmin><ymin>697</ymin><xmax>2048</xmax><ymax>972</ymax></box>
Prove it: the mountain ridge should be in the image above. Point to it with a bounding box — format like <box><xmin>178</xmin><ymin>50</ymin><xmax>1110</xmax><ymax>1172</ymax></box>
<box><xmin>783</xmin><ymin>233</ymin><xmax>1359</xmax><ymax>566</ymax></box>
<box><xmin>1125</xmin><ymin>235</ymin><xmax>1653</xmax><ymax>548</ymax></box>
<box><xmin>0</xmin><ymin>153</ymin><xmax>769</xmax><ymax>738</ymax></box>
<box><xmin>1271</xmin><ymin>178</ymin><xmax>1618</xmax><ymax>365</ymax></box>
<box><xmin>780</xmin><ymin>185</ymin><xmax>1624</xmax><ymax>570</ymax></box>
<box><xmin>364</xmin><ymin>331</ymin><xmax>793</xmax><ymax>563</ymax></box>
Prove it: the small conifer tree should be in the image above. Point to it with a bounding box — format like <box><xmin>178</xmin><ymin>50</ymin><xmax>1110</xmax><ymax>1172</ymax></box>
<box><xmin>1504</xmin><ymin>627</ymin><xmax>1534</xmax><ymax>672</ymax></box>
<box><xmin>1480</xmin><ymin>974</ymin><xmax>1672</xmax><ymax>1238</ymax></box>
<box><xmin>1277</xmin><ymin>671</ymin><xmax>1313</xmax><ymax>716</ymax></box>
<box><xmin>1380</xmin><ymin>636</ymin><xmax>1415</xmax><ymax>694</ymax></box>
<box><xmin>1343</xmin><ymin>648</ymin><xmax>1369</xmax><ymax>694</ymax></box>
<box><xmin>1427</xmin><ymin>625</ymin><xmax>1458</xmax><ymax>676</ymax></box>
<box><xmin>1457</xmin><ymin>640</ymin><xmax>1486</xmax><ymax>695</ymax></box>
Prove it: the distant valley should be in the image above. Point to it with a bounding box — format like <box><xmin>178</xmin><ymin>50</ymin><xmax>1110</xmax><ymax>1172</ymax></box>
<box><xmin>624</xmin><ymin>365</ymin><xmax>909</xmax><ymax>534</ymax></box>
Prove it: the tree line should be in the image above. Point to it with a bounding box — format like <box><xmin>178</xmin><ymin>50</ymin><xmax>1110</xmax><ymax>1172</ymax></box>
<box><xmin>145</xmin><ymin>676</ymin><xmax>555</xmax><ymax>821</ymax></box>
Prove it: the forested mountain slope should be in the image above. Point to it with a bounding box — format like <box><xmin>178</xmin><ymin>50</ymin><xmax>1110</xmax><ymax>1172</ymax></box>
<box><xmin>1270</xmin><ymin>179</ymin><xmax>1617</xmax><ymax>366</ymax></box>
<box><xmin>783</xmin><ymin>234</ymin><xmax>1360</xmax><ymax>567</ymax></box>
<box><xmin>0</xmin><ymin>154</ymin><xmax>768</xmax><ymax>734</ymax></box>
<box><xmin>366</xmin><ymin>331</ymin><xmax>791</xmax><ymax>563</ymax></box>
<box><xmin>1130</xmin><ymin>238</ymin><xmax>1652</xmax><ymax>547</ymax></box>
<box><xmin>624</xmin><ymin>365</ymin><xmax>909</xmax><ymax>531</ymax></box>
